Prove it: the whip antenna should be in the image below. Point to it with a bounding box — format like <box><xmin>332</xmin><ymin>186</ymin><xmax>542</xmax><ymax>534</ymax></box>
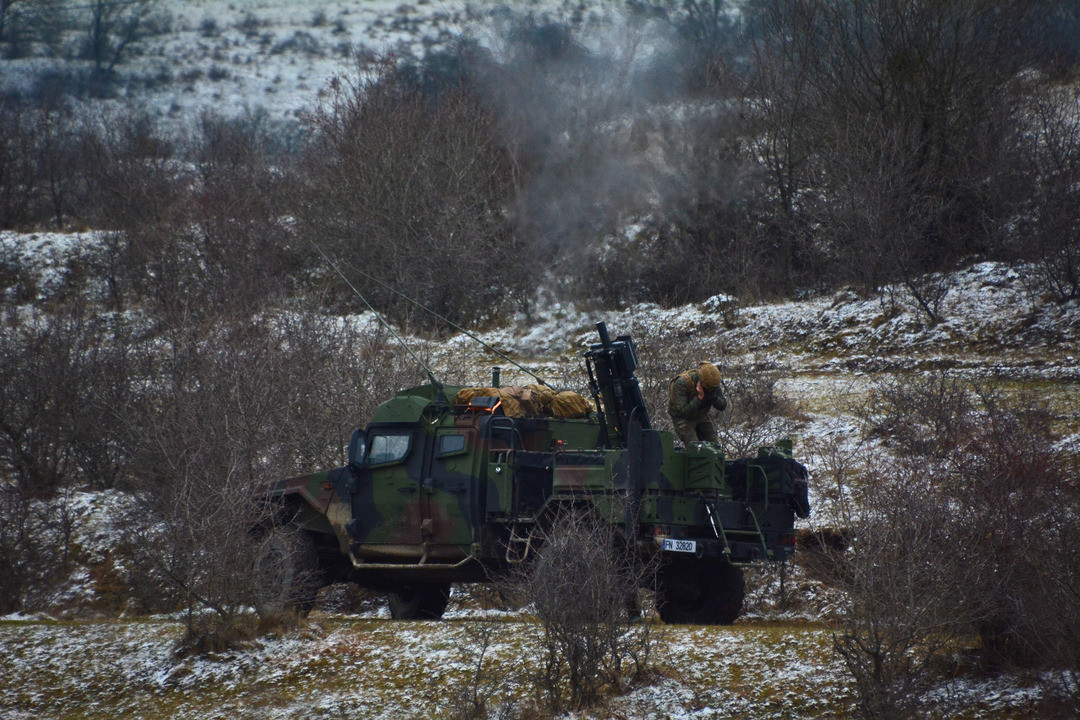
<box><xmin>303</xmin><ymin>237</ymin><xmax>442</xmax><ymax>390</ymax></box>
<box><xmin>335</xmin><ymin>256</ymin><xmax>552</xmax><ymax>388</ymax></box>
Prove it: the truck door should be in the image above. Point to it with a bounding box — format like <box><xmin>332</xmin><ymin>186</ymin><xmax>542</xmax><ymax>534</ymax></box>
<box><xmin>422</xmin><ymin>428</ymin><xmax>479</xmax><ymax>556</ymax></box>
<box><xmin>485</xmin><ymin>417</ymin><xmax>517</xmax><ymax>520</ymax></box>
<box><xmin>359</xmin><ymin>428</ymin><xmax>424</xmax><ymax>548</ymax></box>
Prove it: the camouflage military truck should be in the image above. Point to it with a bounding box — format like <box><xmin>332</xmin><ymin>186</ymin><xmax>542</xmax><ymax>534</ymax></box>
<box><xmin>257</xmin><ymin>322</ymin><xmax>810</xmax><ymax>624</ymax></box>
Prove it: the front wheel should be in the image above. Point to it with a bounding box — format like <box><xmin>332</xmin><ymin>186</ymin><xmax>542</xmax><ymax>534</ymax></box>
<box><xmin>254</xmin><ymin>529</ymin><xmax>320</xmax><ymax>617</ymax></box>
<box><xmin>657</xmin><ymin>558</ymin><xmax>745</xmax><ymax>625</ymax></box>
<box><xmin>387</xmin><ymin>584</ymin><xmax>451</xmax><ymax>620</ymax></box>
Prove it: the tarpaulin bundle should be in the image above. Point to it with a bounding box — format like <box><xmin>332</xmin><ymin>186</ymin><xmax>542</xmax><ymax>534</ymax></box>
<box><xmin>525</xmin><ymin>383</ymin><xmax>557</xmax><ymax>412</ymax></box>
<box><xmin>455</xmin><ymin>386</ymin><xmax>592</xmax><ymax>419</ymax></box>
<box><xmin>550</xmin><ymin>391</ymin><xmax>591</xmax><ymax>419</ymax></box>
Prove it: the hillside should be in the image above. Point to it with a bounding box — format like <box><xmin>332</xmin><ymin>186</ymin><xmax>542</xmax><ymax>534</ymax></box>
<box><xmin>3</xmin><ymin>1</ymin><xmax>1080</xmax><ymax>719</ymax></box>
<box><xmin>1</xmin><ymin>0</ymin><xmax>579</xmax><ymax>126</ymax></box>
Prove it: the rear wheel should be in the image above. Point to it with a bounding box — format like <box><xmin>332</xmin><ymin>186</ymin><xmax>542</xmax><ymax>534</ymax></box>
<box><xmin>387</xmin><ymin>584</ymin><xmax>451</xmax><ymax>620</ymax></box>
<box><xmin>254</xmin><ymin>530</ymin><xmax>320</xmax><ymax>617</ymax></box>
<box><xmin>657</xmin><ymin>558</ymin><xmax>745</xmax><ymax>625</ymax></box>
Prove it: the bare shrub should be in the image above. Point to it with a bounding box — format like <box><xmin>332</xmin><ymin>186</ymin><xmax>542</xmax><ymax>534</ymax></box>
<box><xmin>0</xmin><ymin>241</ymin><xmax>36</xmax><ymax>301</ymax></box>
<box><xmin>811</xmin><ymin>412</ymin><xmax>982</xmax><ymax>719</ymax></box>
<box><xmin>513</xmin><ymin>507</ymin><xmax>660</xmax><ymax>713</ymax></box>
<box><xmin>0</xmin><ymin>485</ymin><xmax>82</xmax><ymax>613</ymax></box>
<box><xmin>1032</xmin><ymin>478</ymin><xmax>1080</xmax><ymax>710</ymax></box>
<box><xmin>89</xmin><ymin>109</ymin><xmax>306</xmax><ymax>318</ymax></box>
<box><xmin>0</xmin><ymin>299</ymin><xmax>126</xmax><ymax>495</ymax></box>
<box><xmin>861</xmin><ymin>371</ymin><xmax>976</xmax><ymax>459</ymax></box>
<box><xmin>862</xmin><ymin>373</ymin><xmax>1078</xmax><ymax>670</ymax></box>
<box><xmin>74</xmin><ymin>105</ymin><xmax>184</xmax><ymax>239</ymax></box>
<box><xmin>0</xmin><ymin>308</ymin><xmax>76</xmax><ymax>496</ymax></box>
<box><xmin>937</xmin><ymin>385</ymin><xmax>1078</xmax><ymax>672</ymax></box>
<box><xmin>270</xmin><ymin>30</ymin><xmax>324</xmax><ymax>57</ymax></box>
<box><xmin>118</xmin><ymin>309</ymin><xmax>425</xmax><ymax>641</ymax></box>
<box><xmin>824</xmin><ymin>372</ymin><xmax>1080</xmax><ymax>717</ymax></box>
<box><xmin>65</xmin><ymin>314</ymin><xmax>135</xmax><ymax>491</ymax></box>
<box><xmin>827</xmin><ymin>464</ymin><xmax>981</xmax><ymax>720</ymax></box>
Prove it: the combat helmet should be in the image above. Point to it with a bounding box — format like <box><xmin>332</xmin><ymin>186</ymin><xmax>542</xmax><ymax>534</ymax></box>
<box><xmin>698</xmin><ymin>361</ymin><xmax>721</xmax><ymax>391</ymax></box>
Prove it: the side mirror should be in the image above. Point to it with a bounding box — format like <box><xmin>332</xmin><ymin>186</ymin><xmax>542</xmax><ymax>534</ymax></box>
<box><xmin>348</xmin><ymin>429</ymin><xmax>367</xmax><ymax>469</ymax></box>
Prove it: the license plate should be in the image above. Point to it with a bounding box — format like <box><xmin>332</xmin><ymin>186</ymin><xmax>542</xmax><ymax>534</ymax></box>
<box><xmin>661</xmin><ymin>538</ymin><xmax>697</xmax><ymax>553</ymax></box>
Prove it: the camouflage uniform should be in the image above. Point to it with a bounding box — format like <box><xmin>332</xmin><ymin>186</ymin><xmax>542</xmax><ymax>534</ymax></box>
<box><xmin>667</xmin><ymin>367</ymin><xmax>727</xmax><ymax>446</ymax></box>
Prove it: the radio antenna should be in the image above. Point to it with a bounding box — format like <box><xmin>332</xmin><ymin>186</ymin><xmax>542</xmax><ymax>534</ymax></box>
<box><xmin>332</xmin><ymin>255</ymin><xmax>552</xmax><ymax>388</ymax></box>
<box><xmin>303</xmin><ymin>237</ymin><xmax>442</xmax><ymax>390</ymax></box>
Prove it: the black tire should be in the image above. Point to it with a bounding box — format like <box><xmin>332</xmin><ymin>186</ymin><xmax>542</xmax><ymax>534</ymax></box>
<box><xmin>254</xmin><ymin>530</ymin><xmax>320</xmax><ymax>616</ymax></box>
<box><xmin>657</xmin><ymin>558</ymin><xmax>745</xmax><ymax>625</ymax></box>
<box><xmin>387</xmin><ymin>584</ymin><xmax>451</xmax><ymax>620</ymax></box>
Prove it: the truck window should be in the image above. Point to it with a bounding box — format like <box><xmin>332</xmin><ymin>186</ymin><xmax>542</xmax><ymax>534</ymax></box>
<box><xmin>368</xmin><ymin>433</ymin><xmax>411</xmax><ymax>466</ymax></box>
<box><xmin>436</xmin><ymin>433</ymin><xmax>467</xmax><ymax>457</ymax></box>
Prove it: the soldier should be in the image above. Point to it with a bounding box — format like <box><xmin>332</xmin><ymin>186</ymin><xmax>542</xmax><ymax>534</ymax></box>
<box><xmin>668</xmin><ymin>361</ymin><xmax>727</xmax><ymax>446</ymax></box>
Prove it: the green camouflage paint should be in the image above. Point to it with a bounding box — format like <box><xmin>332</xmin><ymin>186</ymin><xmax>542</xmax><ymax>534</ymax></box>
<box><xmin>262</xmin><ymin>324</ymin><xmax>811</xmax><ymax>623</ymax></box>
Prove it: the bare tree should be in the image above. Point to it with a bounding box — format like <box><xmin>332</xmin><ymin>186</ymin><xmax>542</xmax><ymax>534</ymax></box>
<box><xmin>81</xmin><ymin>0</ymin><xmax>165</xmax><ymax>88</ymax></box>
<box><xmin>747</xmin><ymin>0</ymin><xmax>1037</xmax><ymax>302</ymax></box>
<box><xmin>0</xmin><ymin>0</ymin><xmax>66</xmax><ymax>59</ymax></box>
<box><xmin>294</xmin><ymin>57</ymin><xmax>530</xmax><ymax>329</ymax></box>
<box><xmin>820</xmin><ymin>122</ymin><xmax>956</xmax><ymax>323</ymax></box>
<box><xmin>0</xmin><ymin>300</ymin><xmax>99</xmax><ymax>496</ymax></box>
<box><xmin>1015</xmin><ymin>83</ymin><xmax>1080</xmax><ymax>301</ymax></box>
<box><xmin>0</xmin><ymin>100</ymin><xmax>35</xmax><ymax>228</ymax></box>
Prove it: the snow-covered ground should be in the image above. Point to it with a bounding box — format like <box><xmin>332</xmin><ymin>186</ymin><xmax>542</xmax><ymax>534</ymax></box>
<box><xmin>474</xmin><ymin>261</ymin><xmax>1080</xmax><ymax>372</ymax></box>
<box><xmin>1</xmin><ymin>606</ymin><xmax>1056</xmax><ymax>720</ymax></box>
<box><xmin>1</xmin><ymin>0</ymin><xmax>595</xmax><ymax>127</ymax></box>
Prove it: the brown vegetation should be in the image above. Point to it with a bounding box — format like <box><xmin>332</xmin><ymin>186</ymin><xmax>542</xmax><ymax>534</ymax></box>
<box><xmin>811</xmin><ymin>372</ymin><xmax>1080</xmax><ymax>719</ymax></box>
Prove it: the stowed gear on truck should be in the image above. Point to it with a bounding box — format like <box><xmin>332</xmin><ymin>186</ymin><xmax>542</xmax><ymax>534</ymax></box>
<box><xmin>258</xmin><ymin>322</ymin><xmax>810</xmax><ymax>624</ymax></box>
